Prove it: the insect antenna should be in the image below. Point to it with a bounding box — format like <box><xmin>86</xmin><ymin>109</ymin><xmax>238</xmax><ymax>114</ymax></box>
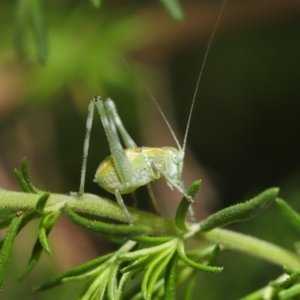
<box><xmin>121</xmin><ymin>57</ymin><xmax>182</xmax><ymax>152</ymax></box>
<box><xmin>182</xmin><ymin>0</ymin><xmax>227</xmax><ymax>153</ymax></box>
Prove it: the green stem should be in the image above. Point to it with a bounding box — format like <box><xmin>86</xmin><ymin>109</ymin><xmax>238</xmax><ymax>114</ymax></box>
<box><xmin>198</xmin><ymin>228</ymin><xmax>300</xmax><ymax>269</ymax></box>
<box><xmin>0</xmin><ymin>190</ymin><xmax>177</xmax><ymax>235</ymax></box>
<box><xmin>1</xmin><ymin>189</ymin><xmax>300</xmax><ymax>269</ymax></box>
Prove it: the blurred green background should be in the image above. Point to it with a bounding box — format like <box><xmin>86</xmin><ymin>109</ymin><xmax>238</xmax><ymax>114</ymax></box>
<box><xmin>1</xmin><ymin>0</ymin><xmax>300</xmax><ymax>299</ymax></box>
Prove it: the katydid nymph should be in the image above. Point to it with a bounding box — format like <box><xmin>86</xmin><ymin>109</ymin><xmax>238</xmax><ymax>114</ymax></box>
<box><xmin>78</xmin><ymin>1</ymin><xmax>227</xmax><ymax>224</ymax></box>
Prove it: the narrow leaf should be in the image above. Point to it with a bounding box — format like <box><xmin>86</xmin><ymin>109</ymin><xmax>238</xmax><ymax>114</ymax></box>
<box><xmin>117</xmin><ymin>271</ymin><xmax>132</xmax><ymax>299</ymax></box>
<box><xmin>0</xmin><ymin>214</ymin><xmax>17</xmax><ymax>229</ymax></box>
<box><xmin>29</xmin><ymin>0</ymin><xmax>48</xmax><ymax>63</ymax></box>
<box><xmin>38</xmin><ymin>212</ymin><xmax>61</xmax><ymax>255</ymax></box>
<box><xmin>183</xmin><ymin>272</ymin><xmax>197</xmax><ymax>300</ymax></box>
<box><xmin>276</xmin><ymin>198</ymin><xmax>300</xmax><ymax>233</ymax></box>
<box><xmin>107</xmin><ymin>262</ymin><xmax>119</xmax><ymax>300</ymax></box>
<box><xmin>13</xmin><ymin>169</ymin><xmax>31</xmax><ymax>193</ymax></box>
<box><xmin>120</xmin><ymin>239</ymin><xmax>176</xmax><ymax>262</ymax></box>
<box><xmin>35</xmin><ymin>192</ymin><xmax>50</xmax><ymax>213</ymax></box>
<box><xmin>147</xmin><ymin>250</ymin><xmax>176</xmax><ymax>298</ymax></box>
<box><xmin>159</xmin><ymin>0</ymin><xmax>184</xmax><ymax>22</ymax></box>
<box><xmin>175</xmin><ymin>180</ymin><xmax>201</xmax><ymax>231</ymax></box>
<box><xmin>14</xmin><ymin>0</ymin><xmax>28</xmax><ymax>60</ymax></box>
<box><xmin>19</xmin><ymin>211</ymin><xmax>61</xmax><ymax>279</ymax></box>
<box><xmin>18</xmin><ymin>238</ymin><xmax>45</xmax><ymax>280</ymax></box>
<box><xmin>0</xmin><ymin>214</ymin><xmax>23</xmax><ymax>294</ymax></box>
<box><xmin>200</xmin><ymin>188</ymin><xmax>279</xmax><ymax>231</ymax></box>
<box><xmin>207</xmin><ymin>245</ymin><xmax>221</xmax><ymax>266</ymax></box>
<box><xmin>164</xmin><ymin>253</ymin><xmax>178</xmax><ymax>300</ymax></box>
<box><xmin>270</xmin><ymin>268</ymin><xmax>300</xmax><ymax>289</ymax></box>
<box><xmin>120</xmin><ymin>255</ymin><xmax>154</xmax><ymax>273</ymax></box>
<box><xmin>34</xmin><ymin>253</ymin><xmax>113</xmax><ymax>291</ymax></box>
<box><xmin>0</xmin><ymin>211</ymin><xmax>40</xmax><ymax>250</ymax></box>
<box><xmin>177</xmin><ymin>240</ymin><xmax>222</xmax><ymax>273</ymax></box>
<box><xmin>142</xmin><ymin>250</ymin><xmax>172</xmax><ymax>300</ymax></box>
<box><xmin>132</xmin><ymin>236</ymin><xmax>173</xmax><ymax>243</ymax></box>
<box><xmin>21</xmin><ymin>157</ymin><xmax>37</xmax><ymax>193</ymax></box>
<box><xmin>278</xmin><ymin>283</ymin><xmax>300</xmax><ymax>299</ymax></box>
<box><xmin>64</xmin><ymin>204</ymin><xmax>149</xmax><ymax>237</ymax></box>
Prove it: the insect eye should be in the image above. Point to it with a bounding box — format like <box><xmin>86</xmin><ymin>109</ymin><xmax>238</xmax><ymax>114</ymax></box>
<box><xmin>171</xmin><ymin>152</ymin><xmax>179</xmax><ymax>164</ymax></box>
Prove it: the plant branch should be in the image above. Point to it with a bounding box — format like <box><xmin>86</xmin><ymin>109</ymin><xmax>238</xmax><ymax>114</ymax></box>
<box><xmin>199</xmin><ymin>228</ymin><xmax>300</xmax><ymax>269</ymax></box>
<box><xmin>1</xmin><ymin>189</ymin><xmax>300</xmax><ymax>269</ymax></box>
<box><xmin>0</xmin><ymin>190</ymin><xmax>178</xmax><ymax>235</ymax></box>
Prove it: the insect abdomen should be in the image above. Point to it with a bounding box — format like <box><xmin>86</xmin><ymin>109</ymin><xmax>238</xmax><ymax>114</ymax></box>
<box><xmin>94</xmin><ymin>147</ymin><xmax>164</xmax><ymax>194</ymax></box>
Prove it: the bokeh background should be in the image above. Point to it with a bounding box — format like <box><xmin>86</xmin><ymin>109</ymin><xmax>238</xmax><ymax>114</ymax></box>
<box><xmin>1</xmin><ymin>0</ymin><xmax>300</xmax><ymax>299</ymax></box>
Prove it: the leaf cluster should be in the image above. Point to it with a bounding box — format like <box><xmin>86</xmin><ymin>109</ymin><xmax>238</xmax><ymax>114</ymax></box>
<box><xmin>1</xmin><ymin>158</ymin><xmax>300</xmax><ymax>299</ymax></box>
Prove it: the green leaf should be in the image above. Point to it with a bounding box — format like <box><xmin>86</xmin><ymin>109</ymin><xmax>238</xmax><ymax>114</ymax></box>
<box><xmin>107</xmin><ymin>262</ymin><xmax>119</xmax><ymax>300</ymax></box>
<box><xmin>278</xmin><ymin>283</ymin><xmax>300</xmax><ymax>299</ymax></box>
<box><xmin>276</xmin><ymin>198</ymin><xmax>300</xmax><ymax>233</ymax></box>
<box><xmin>34</xmin><ymin>253</ymin><xmax>113</xmax><ymax>291</ymax></box>
<box><xmin>18</xmin><ymin>237</ymin><xmax>45</xmax><ymax>280</ymax></box>
<box><xmin>175</xmin><ymin>180</ymin><xmax>201</xmax><ymax>231</ymax></box>
<box><xmin>64</xmin><ymin>204</ymin><xmax>149</xmax><ymax>237</ymax></box>
<box><xmin>142</xmin><ymin>250</ymin><xmax>174</xmax><ymax>300</ymax></box>
<box><xmin>14</xmin><ymin>0</ymin><xmax>28</xmax><ymax>60</ymax></box>
<box><xmin>38</xmin><ymin>212</ymin><xmax>61</xmax><ymax>255</ymax></box>
<box><xmin>131</xmin><ymin>235</ymin><xmax>174</xmax><ymax>244</ymax></box>
<box><xmin>29</xmin><ymin>0</ymin><xmax>48</xmax><ymax>64</ymax></box>
<box><xmin>200</xmin><ymin>188</ymin><xmax>279</xmax><ymax>231</ymax></box>
<box><xmin>159</xmin><ymin>0</ymin><xmax>184</xmax><ymax>22</ymax></box>
<box><xmin>35</xmin><ymin>192</ymin><xmax>50</xmax><ymax>213</ymax></box>
<box><xmin>270</xmin><ymin>267</ymin><xmax>300</xmax><ymax>289</ymax></box>
<box><xmin>13</xmin><ymin>169</ymin><xmax>32</xmax><ymax>193</ymax></box>
<box><xmin>164</xmin><ymin>253</ymin><xmax>178</xmax><ymax>300</ymax></box>
<box><xmin>176</xmin><ymin>240</ymin><xmax>222</xmax><ymax>273</ymax></box>
<box><xmin>18</xmin><ymin>213</ymin><xmax>61</xmax><ymax>280</ymax></box>
<box><xmin>207</xmin><ymin>245</ymin><xmax>221</xmax><ymax>266</ymax></box>
<box><xmin>0</xmin><ymin>208</ymin><xmax>18</xmax><ymax>219</ymax></box>
<box><xmin>21</xmin><ymin>157</ymin><xmax>37</xmax><ymax>193</ymax></box>
<box><xmin>183</xmin><ymin>271</ymin><xmax>197</xmax><ymax>300</ymax></box>
<box><xmin>0</xmin><ymin>211</ymin><xmax>40</xmax><ymax>250</ymax></box>
<box><xmin>0</xmin><ymin>214</ymin><xmax>23</xmax><ymax>294</ymax></box>
<box><xmin>120</xmin><ymin>239</ymin><xmax>176</xmax><ymax>262</ymax></box>
<box><xmin>120</xmin><ymin>254</ymin><xmax>153</xmax><ymax>274</ymax></box>
<box><xmin>117</xmin><ymin>271</ymin><xmax>132</xmax><ymax>299</ymax></box>
<box><xmin>147</xmin><ymin>250</ymin><xmax>175</xmax><ymax>299</ymax></box>
<box><xmin>0</xmin><ymin>214</ymin><xmax>17</xmax><ymax>229</ymax></box>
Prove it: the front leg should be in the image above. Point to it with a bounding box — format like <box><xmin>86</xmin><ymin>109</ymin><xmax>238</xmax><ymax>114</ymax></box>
<box><xmin>151</xmin><ymin>161</ymin><xmax>194</xmax><ymax>203</ymax></box>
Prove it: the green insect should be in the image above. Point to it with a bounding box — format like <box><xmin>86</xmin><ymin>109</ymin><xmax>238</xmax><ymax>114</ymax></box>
<box><xmin>78</xmin><ymin>1</ymin><xmax>226</xmax><ymax>224</ymax></box>
<box><xmin>78</xmin><ymin>97</ymin><xmax>192</xmax><ymax>224</ymax></box>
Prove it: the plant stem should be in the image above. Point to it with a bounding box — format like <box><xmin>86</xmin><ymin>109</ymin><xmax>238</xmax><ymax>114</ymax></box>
<box><xmin>0</xmin><ymin>190</ymin><xmax>178</xmax><ymax>235</ymax></box>
<box><xmin>198</xmin><ymin>228</ymin><xmax>300</xmax><ymax>269</ymax></box>
<box><xmin>1</xmin><ymin>189</ymin><xmax>300</xmax><ymax>269</ymax></box>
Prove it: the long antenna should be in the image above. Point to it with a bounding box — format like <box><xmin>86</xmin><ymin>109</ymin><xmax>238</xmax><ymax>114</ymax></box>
<box><xmin>182</xmin><ymin>0</ymin><xmax>227</xmax><ymax>153</ymax></box>
<box><xmin>120</xmin><ymin>57</ymin><xmax>182</xmax><ymax>151</ymax></box>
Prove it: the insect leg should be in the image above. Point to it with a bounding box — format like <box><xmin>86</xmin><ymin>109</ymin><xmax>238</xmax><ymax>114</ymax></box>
<box><xmin>104</xmin><ymin>98</ymin><xmax>160</xmax><ymax>213</ymax></box>
<box><xmin>151</xmin><ymin>161</ymin><xmax>195</xmax><ymax>221</ymax></box>
<box><xmin>93</xmin><ymin>96</ymin><xmax>133</xmax><ymax>184</ymax></box>
<box><xmin>115</xmin><ymin>187</ymin><xmax>134</xmax><ymax>224</ymax></box>
<box><xmin>104</xmin><ymin>98</ymin><xmax>137</xmax><ymax>148</ymax></box>
<box><xmin>151</xmin><ymin>161</ymin><xmax>194</xmax><ymax>203</ymax></box>
<box><xmin>79</xmin><ymin>100</ymin><xmax>95</xmax><ymax>195</ymax></box>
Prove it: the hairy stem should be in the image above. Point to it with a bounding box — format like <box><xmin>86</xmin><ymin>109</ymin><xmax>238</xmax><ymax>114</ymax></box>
<box><xmin>1</xmin><ymin>189</ymin><xmax>300</xmax><ymax>268</ymax></box>
<box><xmin>199</xmin><ymin>228</ymin><xmax>300</xmax><ymax>269</ymax></box>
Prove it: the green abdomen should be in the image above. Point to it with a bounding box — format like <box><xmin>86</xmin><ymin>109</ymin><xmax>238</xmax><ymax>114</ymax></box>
<box><xmin>94</xmin><ymin>147</ymin><xmax>163</xmax><ymax>194</ymax></box>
